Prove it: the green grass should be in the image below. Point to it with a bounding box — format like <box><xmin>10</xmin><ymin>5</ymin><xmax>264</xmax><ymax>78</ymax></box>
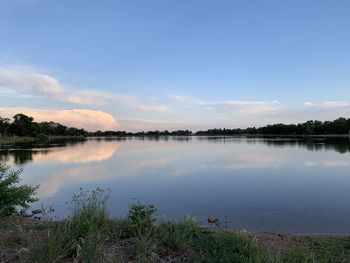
<box><xmin>190</xmin><ymin>230</ymin><xmax>259</xmax><ymax>263</ymax></box>
<box><xmin>1</xmin><ymin>189</ymin><xmax>350</xmax><ymax>262</ymax></box>
<box><xmin>283</xmin><ymin>236</ymin><xmax>350</xmax><ymax>263</ymax></box>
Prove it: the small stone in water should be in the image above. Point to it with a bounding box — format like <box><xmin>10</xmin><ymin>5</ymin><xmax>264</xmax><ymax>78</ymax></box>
<box><xmin>208</xmin><ymin>216</ymin><xmax>219</xmax><ymax>224</ymax></box>
<box><xmin>31</xmin><ymin>209</ymin><xmax>42</xmax><ymax>215</ymax></box>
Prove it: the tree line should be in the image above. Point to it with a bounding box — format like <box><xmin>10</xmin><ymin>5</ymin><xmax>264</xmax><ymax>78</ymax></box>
<box><xmin>196</xmin><ymin>118</ymin><xmax>350</xmax><ymax>136</ymax></box>
<box><xmin>0</xmin><ymin>113</ymin><xmax>192</xmax><ymax>138</ymax></box>
<box><xmin>1</xmin><ymin>113</ymin><xmax>350</xmax><ymax>138</ymax></box>
<box><xmin>0</xmin><ymin>114</ymin><xmax>88</xmax><ymax>138</ymax></box>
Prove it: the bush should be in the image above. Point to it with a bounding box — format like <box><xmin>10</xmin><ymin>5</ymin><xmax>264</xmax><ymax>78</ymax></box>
<box><xmin>0</xmin><ymin>162</ymin><xmax>39</xmax><ymax>216</ymax></box>
<box><xmin>127</xmin><ymin>202</ymin><xmax>157</xmax><ymax>239</ymax></box>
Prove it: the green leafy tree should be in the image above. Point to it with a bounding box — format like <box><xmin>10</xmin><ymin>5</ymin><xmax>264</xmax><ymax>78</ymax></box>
<box><xmin>0</xmin><ymin>162</ymin><xmax>39</xmax><ymax>216</ymax></box>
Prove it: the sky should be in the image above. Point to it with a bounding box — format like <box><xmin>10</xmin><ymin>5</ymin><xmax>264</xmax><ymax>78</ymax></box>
<box><xmin>0</xmin><ymin>0</ymin><xmax>350</xmax><ymax>131</ymax></box>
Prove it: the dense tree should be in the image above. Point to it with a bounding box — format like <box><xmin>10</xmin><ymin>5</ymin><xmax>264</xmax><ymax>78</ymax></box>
<box><xmin>0</xmin><ymin>117</ymin><xmax>10</xmax><ymax>136</ymax></box>
<box><xmin>9</xmin><ymin>114</ymin><xmax>36</xmax><ymax>137</ymax></box>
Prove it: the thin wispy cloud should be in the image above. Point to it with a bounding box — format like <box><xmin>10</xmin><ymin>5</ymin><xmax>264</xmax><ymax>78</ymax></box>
<box><xmin>166</xmin><ymin>94</ymin><xmax>204</xmax><ymax>104</ymax></box>
<box><xmin>199</xmin><ymin>100</ymin><xmax>281</xmax><ymax>115</ymax></box>
<box><xmin>321</xmin><ymin>101</ymin><xmax>349</xmax><ymax>108</ymax></box>
<box><xmin>167</xmin><ymin>94</ymin><xmax>281</xmax><ymax>115</ymax></box>
<box><xmin>119</xmin><ymin>118</ymin><xmax>184</xmax><ymax>132</ymax></box>
<box><xmin>304</xmin><ymin>101</ymin><xmax>349</xmax><ymax>109</ymax></box>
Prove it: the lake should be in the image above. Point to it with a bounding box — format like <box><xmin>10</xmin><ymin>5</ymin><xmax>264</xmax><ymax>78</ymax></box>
<box><xmin>1</xmin><ymin>136</ymin><xmax>350</xmax><ymax>235</ymax></box>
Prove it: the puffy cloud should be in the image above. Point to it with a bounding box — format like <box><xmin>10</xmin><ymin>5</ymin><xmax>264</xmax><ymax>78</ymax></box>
<box><xmin>0</xmin><ymin>66</ymin><xmax>63</xmax><ymax>97</ymax></box>
<box><xmin>0</xmin><ymin>107</ymin><xmax>119</xmax><ymax>131</ymax></box>
<box><xmin>0</xmin><ymin>66</ymin><xmax>173</xmax><ymax>113</ymax></box>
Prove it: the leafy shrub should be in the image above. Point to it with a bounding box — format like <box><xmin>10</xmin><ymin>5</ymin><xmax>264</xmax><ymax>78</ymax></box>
<box><xmin>0</xmin><ymin>162</ymin><xmax>39</xmax><ymax>216</ymax></box>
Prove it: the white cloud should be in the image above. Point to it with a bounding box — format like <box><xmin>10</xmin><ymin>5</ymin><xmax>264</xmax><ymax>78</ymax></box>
<box><xmin>0</xmin><ymin>107</ymin><xmax>119</xmax><ymax>131</ymax></box>
<box><xmin>0</xmin><ymin>66</ymin><xmax>173</xmax><ymax>113</ymax></box>
<box><xmin>0</xmin><ymin>66</ymin><xmax>63</xmax><ymax>97</ymax></box>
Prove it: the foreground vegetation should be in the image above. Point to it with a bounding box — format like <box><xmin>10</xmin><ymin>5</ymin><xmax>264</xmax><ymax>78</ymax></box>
<box><xmin>0</xmin><ymin>188</ymin><xmax>350</xmax><ymax>262</ymax></box>
<box><xmin>1</xmin><ymin>162</ymin><xmax>350</xmax><ymax>262</ymax></box>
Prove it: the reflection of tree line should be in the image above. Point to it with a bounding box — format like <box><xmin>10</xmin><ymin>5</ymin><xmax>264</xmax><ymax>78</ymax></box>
<box><xmin>0</xmin><ymin>138</ymin><xmax>86</xmax><ymax>164</ymax></box>
<box><xmin>262</xmin><ymin>137</ymin><xmax>350</xmax><ymax>154</ymax></box>
<box><xmin>0</xmin><ymin>149</ymin><xmax>51</xmax><ymax>164</ymax></box>
<box><xmin>196</xmin><ymin>136</ymin><xmax>350</xmax><ymax>154</ymax></box>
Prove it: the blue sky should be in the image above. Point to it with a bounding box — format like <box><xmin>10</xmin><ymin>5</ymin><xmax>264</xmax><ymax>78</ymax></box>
<box><xmin>0</xmin><ymin>0</ymin><xmax>350</xmax><ymax>131</ymax></box>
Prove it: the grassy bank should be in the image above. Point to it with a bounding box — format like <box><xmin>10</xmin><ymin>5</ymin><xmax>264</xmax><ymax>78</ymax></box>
<box><xmin>0</xmin><ymin>136</ymin><xmax>34</xmax><ymax>144</ymax></box>
<box><xmin>1</xmin><ymin>189</ymin><xmax>350</xmax><ymax>263</ymax></box>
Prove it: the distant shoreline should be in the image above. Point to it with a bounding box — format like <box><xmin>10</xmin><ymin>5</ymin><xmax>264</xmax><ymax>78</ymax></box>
<box><xmin>1</xmin><ymin>133</ymin><xmax>349</xmax><ymax>144</ymax></box>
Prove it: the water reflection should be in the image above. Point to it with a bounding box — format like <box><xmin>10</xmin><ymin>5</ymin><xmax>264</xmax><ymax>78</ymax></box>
<box><xmin>7</xmin><ymin>136</ymin><xmax>348</xmax><ymax>184</ymax></box>
<box><xmin>35</xmin><ymin>155</ymin><xmax>176</xmax><ymax>196</ymax></box>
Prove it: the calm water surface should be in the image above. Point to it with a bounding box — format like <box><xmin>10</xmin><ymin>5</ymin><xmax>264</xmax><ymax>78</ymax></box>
<box><xmin>1</xmin><ymin>136</ymin><xmax>350</xmax><ymax>235</ymax></box>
